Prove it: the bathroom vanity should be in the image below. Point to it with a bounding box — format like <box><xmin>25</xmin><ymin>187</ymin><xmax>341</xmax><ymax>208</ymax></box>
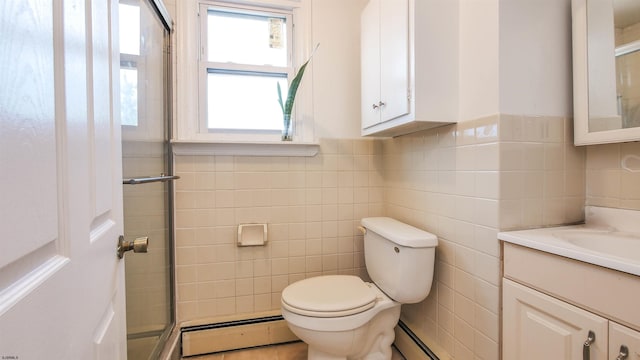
<box><xmin>499</xmin><ymin>206</ymin><xmax>640</xmax><ymax>360</ymax></box>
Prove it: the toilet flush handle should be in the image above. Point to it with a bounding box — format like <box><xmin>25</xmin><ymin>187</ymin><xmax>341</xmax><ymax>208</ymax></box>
<box><xmin>357</xmin><ymin>226</ymin><xmax>367</xmax><ymax>235</ymax></box>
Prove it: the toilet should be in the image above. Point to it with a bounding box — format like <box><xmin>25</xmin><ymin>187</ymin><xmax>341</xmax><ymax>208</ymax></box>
<box><xmin>281</xmin><ymin>217</ymin><xmax>438</xmax><ymax>360</ymax></box>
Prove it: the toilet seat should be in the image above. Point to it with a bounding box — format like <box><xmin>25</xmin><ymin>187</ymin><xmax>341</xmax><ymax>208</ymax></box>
<box><xmin>281</xmin><ymin>275</ymin><xmax>378</xmax><ymax>318</ymax></box>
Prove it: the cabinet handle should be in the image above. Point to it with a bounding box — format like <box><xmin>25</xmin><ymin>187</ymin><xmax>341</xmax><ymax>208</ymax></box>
<box><xmin>582</xmin><ymin>330</ymin><xmax>595</xmax><ymax>360</ymax></box>
<box><xmin>616</xmin><ymin>345</ymin><xmax>629</xmax><ymax>360</ymax></box>
<box><xmin>372</xmin><ymin>101</ymin><xmax>386</xmax><ymax>110</ymax></box>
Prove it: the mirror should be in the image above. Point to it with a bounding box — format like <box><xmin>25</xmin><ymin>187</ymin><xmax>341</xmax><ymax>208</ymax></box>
<box><xmin>573</xmin><ymin>0</ymin><xmax>640</xmax><ymax>144</ymax></box>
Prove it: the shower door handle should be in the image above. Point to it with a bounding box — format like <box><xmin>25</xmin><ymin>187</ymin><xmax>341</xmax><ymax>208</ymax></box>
<box><xmin>122</xmin><ymin>174</ymin><xmax>180</xmax><ymax>185</ymax></box>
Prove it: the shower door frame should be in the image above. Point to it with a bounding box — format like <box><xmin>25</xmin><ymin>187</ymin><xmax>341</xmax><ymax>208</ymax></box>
<box><xmin>155</xmin><ymin>2</ymin><xmax>176</xmax><ymax>356</ymax></box>
<box><xmin>122</xmin><ymin>0</ymin><xmax>176</xmax><ymax>358</ymax></box>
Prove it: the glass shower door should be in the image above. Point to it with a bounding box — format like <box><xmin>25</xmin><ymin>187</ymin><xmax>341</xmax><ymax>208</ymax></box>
<box><xmin>119</xmin><ymin>0</ymin><xmax>175</xmax><ymax>359</ymax></box>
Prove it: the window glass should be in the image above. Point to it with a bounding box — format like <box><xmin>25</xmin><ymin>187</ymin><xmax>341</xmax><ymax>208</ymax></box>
<box><xmin>207</xmin><ymin>71</ymin><xmax>287</xmax><ymax>130</ymax></box>
<box><xmin>203</xmin><ymin>5</ymin><xmax>292</xmax><ymax>133</ymax></box>
<box><xmin>207</xmin><ymin>10</ymin><xmax>288</xmax><ymax>67</ymax></box>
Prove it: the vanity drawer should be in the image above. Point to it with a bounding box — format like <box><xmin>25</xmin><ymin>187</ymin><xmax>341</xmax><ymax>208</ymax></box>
<box><xmin>503</xmin><ymin>242</ymin><xmax>640</xmax><ymax>331</ymax></box>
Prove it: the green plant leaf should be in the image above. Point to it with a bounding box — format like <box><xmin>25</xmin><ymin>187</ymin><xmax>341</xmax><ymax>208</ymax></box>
<box><xmin>284</xmin><ymin>60</ymin><xmax>310</xmax><ymax>115</ymax></box>
<box><xmin>278</xmin><ymin>43</ymin><xmax>320</xmax><ymax>116</ymax></box>
<box><xmin>277</xmin><ymin>82</ymin><xmax>285</xmax><ymax>114</ymax></box>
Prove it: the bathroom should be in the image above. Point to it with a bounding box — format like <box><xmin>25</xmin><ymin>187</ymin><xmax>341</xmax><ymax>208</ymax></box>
<box><xmin>2</xmin><ymin>0</ymin><xmax>640</xmax><ymax>359</ymax></box>
<box><xmin>172</xmin><ymin>0</ymin><xmax>640</xmax><ymax>358</ymax></box>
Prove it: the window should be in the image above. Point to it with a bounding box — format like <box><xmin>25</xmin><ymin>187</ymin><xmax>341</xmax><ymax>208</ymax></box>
<box><xmin>175</xmin><ymin>0</ymin><xmax>315</xmax><ymax>148</ymax></box>
<box><xmin>200</xmin><ymin>3</ymin><xmax>293</xmax><ymax>135</ymax></box>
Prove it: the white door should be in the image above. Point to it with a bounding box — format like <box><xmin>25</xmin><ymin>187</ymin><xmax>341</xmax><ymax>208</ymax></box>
<box><xmin>0</xmin><ymin>0</ymin><xmax>126</xmax><ymax>359</ymax></box>
<box><xmin>503</xmin><ymin>279</ymin><xmax>608</xmax><ymax>360</ymax></box>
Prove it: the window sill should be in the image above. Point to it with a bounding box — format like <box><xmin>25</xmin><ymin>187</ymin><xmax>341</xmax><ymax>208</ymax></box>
<box><xmin>171</xmin><ymin>140</ymin><xmax>320</xmax><ymax>157</ymax></box>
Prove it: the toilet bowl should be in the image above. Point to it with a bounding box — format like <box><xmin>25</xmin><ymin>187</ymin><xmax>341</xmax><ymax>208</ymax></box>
<box><xmin>281</xmin><ymin>217</ymin><xmax>438</xmax><ymax>360</ymax></box>
<box><xmin>281</xmin><ymin>275</ymin><xmax>400</xmax><ymax>360</ymax></box>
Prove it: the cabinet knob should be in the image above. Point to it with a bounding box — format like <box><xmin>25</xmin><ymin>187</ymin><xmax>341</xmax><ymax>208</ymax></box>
<box><xmin>616</xmin><ymin>345</ymin><xmax>629</xmax><ymax>360</ymax></box>
<box><xmin>372</xmin><ymin>101</ymin><xmax>386</xmax><ymax>110</ymax></box>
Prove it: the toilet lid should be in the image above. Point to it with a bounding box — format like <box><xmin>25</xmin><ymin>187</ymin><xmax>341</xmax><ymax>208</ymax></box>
<box><xmin>281</xmin><ymin>275</ymin><xmax>378</xmax><ymax>317</ymax></box>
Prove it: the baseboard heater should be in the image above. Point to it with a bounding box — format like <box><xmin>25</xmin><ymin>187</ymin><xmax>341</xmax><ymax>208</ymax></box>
<box><xmin>180</xmin><ymin>315</ymin><xmax>298</xmax><ymax>357</ymax></box>
<box><xmin>180</xmin><ymin>316</ymin><xmax>439</xmax><ymax>359</ymax></box>
<box><xmin>395</xmin><ymin>320</ymin><xmax>439</xmax><ymax>360</ymax></box>
<box><xmin>181</xmin><ymin>315</ymin><xmax>284</xmax><ymax>333</ymax></box>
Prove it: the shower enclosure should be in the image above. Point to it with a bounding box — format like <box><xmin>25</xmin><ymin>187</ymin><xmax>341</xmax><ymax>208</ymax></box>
<box><xmin>119</xmin><ymin>0</ymin><xmax>175</xmax><ymax>359</ymax></box>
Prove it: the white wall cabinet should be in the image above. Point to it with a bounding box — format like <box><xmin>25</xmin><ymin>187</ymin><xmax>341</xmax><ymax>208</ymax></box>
<box><xmin>360</xmin><ymin>0</ymin><xmax>409</xmax><ymax>130</ymax></box>
<box><xmin>360</xmin><ymin>0</ymin><xmax>458</xmax><ymax>137</ymax></box>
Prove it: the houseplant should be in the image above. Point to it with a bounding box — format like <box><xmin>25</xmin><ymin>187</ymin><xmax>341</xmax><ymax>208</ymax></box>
<box><xmin>277</xmin><ymin>44</ymin><xmax>319</xmax><ymax>141</ymax></box>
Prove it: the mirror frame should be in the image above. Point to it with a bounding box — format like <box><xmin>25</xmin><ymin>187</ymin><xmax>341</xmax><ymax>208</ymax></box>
<box><xmin>572</xmin><ymin>0</ymin><xmax>640</xmax><ymax>145</ymax></box>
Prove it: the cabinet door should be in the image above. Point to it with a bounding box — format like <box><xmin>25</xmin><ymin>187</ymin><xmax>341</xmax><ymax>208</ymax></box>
<box><xmin>379</xmin><ymin>0</ymin><xmax>409</xmax><ymax>123</ymax></box>
<box><xmin>361</xmin><ymin>0</ymin><xmax>381</xmax><ymax>129</ymax></box>
<box><xmin>610</xmin><ymin>322</ymin><xmax>640</xmax><ymax>360</ymax></box>
<box><xmin>503</xmin><ymin>279</ymin><xmax>608</xmax><ymax>360</ymax></box>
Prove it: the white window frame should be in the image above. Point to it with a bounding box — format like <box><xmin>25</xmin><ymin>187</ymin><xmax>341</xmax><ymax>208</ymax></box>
<box><xmin>175</xmin><ymin>0</ymin><xmax>315</xmax><ymax>146</ymax></box>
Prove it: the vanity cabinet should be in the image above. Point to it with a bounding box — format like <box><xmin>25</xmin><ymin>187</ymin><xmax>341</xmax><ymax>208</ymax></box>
<box><xmin>503</xmin><ymin>278</ymin><xmax>607</xmax><ymax>359</ymax></box>
<box><xmin>610</xmin><ymin>322</ymin><xmax>640</xmax><ymax>360</ymax></box>
<box><xmin>360</xmin><ymin>0</ymin><xmax>457</xmax><ymax>137</ymax></box>
<box><xmin>503</xmin><ymin>243</ymin><xmax>640</xmax><ymax>360</ymax></box>
<box><xmin>504</xmin><ymin>279</ymin><xmax>640</xmax><ymax>360</ymax></box>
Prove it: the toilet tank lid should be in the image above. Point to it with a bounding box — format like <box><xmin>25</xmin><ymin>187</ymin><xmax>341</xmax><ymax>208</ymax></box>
<box><xmin>361</xmin><ymin>217</ymin><xmax>438</xmax><ymax>248</ymax></box>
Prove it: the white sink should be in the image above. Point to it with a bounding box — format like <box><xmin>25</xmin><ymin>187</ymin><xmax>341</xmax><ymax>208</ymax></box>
<box><xmin>552</xmin><ymin>229</ymin><xmax>640</xmax><ymax>260</ymax></box>
<box><xmin>499</xmin><ymin>206</ymin><xmax>640</xmax><ymax>276</ymax></box>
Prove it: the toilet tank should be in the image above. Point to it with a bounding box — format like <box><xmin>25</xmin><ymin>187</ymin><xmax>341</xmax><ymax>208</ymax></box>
<box><xmin>361</xmin><ymin>217</ymin><xmax>437</xmax><ymax>304</ymax></box>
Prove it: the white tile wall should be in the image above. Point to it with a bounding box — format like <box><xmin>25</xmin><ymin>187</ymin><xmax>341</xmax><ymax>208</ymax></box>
<box><xmin>382</xmin><ymin>119</ymin><xmax>502</xmax><ymax>358</ymax></box>
<box><xmin>587</xmin><ymin>141</ymin><xmax>640</xmax><ymax>210</ymax></box>
<box><xmin>499</xmin><ymin>115</ymin><xmax>586</xmax><ymax>230</ymax></box>
<box><xmin>382</xmin><ymin>114</ymin><xmax>585</xmax><ymax>359</ymax></box>
<box><xmin>174</xmin><ymin>139</ymin><xmax>383</xmax><ymax>323</ymax></box>
<box><xmin>173</xmin><ymin>114</ymin><xmax>589</xmax><ymax>359</ymax></box>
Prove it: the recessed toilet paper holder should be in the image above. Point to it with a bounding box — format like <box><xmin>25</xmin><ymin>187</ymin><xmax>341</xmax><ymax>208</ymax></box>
<box><xmin>237</xmin><ymin>223</ymin><xmax>268</xmax><ymax>246</ymax></box>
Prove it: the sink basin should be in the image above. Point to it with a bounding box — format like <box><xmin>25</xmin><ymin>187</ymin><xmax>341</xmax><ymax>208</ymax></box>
<box><xmin>552</xmin><ymin>229</ymin><xmax>640</xmax><ymax>260</ymax></box>
<box><xmin>499</xmin><ymin>206</ymin><xmax>640</xmax><ymax>276</ymax></box>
